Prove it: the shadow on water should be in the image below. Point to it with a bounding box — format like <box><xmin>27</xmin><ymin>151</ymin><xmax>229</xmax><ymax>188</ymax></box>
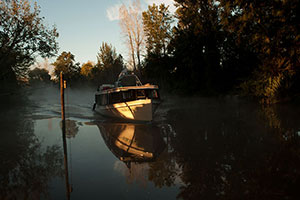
<box><xmin>0</xmin><ymin>95</ymin><xmax>64</xmax><ymax>199</ymax></box>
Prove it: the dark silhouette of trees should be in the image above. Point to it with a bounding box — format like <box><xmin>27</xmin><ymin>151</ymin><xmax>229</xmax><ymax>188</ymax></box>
<box><xmin>142</xmin><ymin>4</ymin><xmax>173</xmax><ymax>55</ymax></box>
<box><xmin>0</xmin><ymin>0</ymin><xmax>58</xmax><ymax>88</ymax></box>
<box><xmin>170</xmin><ymin>0</ymin><xmax>224</xmax><ymax>93</ymax></box>
<box><xmin>50</xmin><ymin>43</ymin><xmax>124</xmax><ymax>85</ymax></box>
<box><xmin>3</xmin><ymin>0</ymin><xmax>297</xmax><ymax>102</ymax></box>
<box><xmin>140</xmin><ymin>0</ymin><xmax>299</xmax><ymax>101</ymax></box>
<box><xmin>28</xmin><ymin>68</ymin><xmax>51</xmax><ymax>84</ymax></box>
<box><xmin>141</xmin><ymin>3</ymin><xmax>174</xmax><ymax>88</ymax></box>
<box><xmin>94</xmin><ymin>42</ymin><xmax>124</xmax><ymax>84</ymax></box>
<box><xmin>219</xmin><ymin>0</ymin><xmax>300</xmax><ymax>103</ymax></box>
<box><xmin>52</xmin><ymin>51</ymin><xmax>80</xmax><ymax>83</ymax></box>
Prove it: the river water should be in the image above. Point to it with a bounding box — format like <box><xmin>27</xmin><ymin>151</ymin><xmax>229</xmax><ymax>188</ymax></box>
<box><xmin>1</xmin><ymin>85</ymin><xmax>300</xmax><ymax>200</ymax></box>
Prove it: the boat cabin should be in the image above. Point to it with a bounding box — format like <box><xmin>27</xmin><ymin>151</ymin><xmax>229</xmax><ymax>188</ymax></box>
<box><xmin>95</xmin><ymin>70</ymin><xmax>160</xmax><ymax>106</ymax></box>
<box><xmin>95</xmin><ymin>87</ymin><xmax>160</xmax><ymax>106</ymax></box>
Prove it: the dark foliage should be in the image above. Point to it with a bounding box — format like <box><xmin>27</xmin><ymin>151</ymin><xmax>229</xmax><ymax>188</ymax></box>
<box><xmin>141</xmin><ymin>0</ymin><xmax>300</xmax><ymax>101</ymax></box>
<box><xmin>0</xmin><ymin>0</ymin><xmax>58</xmax><ymax>89</ymax></box>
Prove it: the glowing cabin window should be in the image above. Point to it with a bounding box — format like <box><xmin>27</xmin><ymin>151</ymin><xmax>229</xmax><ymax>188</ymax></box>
<box><xmin>97</xmin><ymin>88</ymin><xmax>159</xmax><ymax>105</ymax></box>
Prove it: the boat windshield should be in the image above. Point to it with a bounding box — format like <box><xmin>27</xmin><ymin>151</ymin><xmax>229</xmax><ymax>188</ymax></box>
<box><xmin>116</xmin><ymin>69</ymin><xmax>142</xmax><ymax>87</ymax></box>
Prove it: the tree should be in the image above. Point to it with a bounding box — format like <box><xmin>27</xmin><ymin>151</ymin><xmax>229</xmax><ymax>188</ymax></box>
<box><xmin>119</xmin><ymin>0</ymin><xmax>144</xmax><ymax>71</ymax></box>
<box><xmin>0</xmin><ymin>0</ymin><xmax>58</xmax><ymax>86</ymax></box>
<box><xmin>97</xmin><ymin>42</ymin><xmax>120</xmax><ymax>69</ymax></box>
<box><xmin>95</xmin><ymin>42</ymin><xmax>124</xmax><ymax>83</ymax></box>
<box><xmin>52</xmin><ymin>51</ymin><xmax>80</xmax><ymax>82</ymax></box>
<box><xmin>28</xmin><ymin>67</ymin><xmax>51</xmax><ymax>83</ymax></box>
<box><xmin>219</xmin><ymin>0</ymin><xmax>300</xmax><ymax>102</ymax></box>
<box><xmin>170</xmin><ymin>0</ymin><xmax>223</xmax><ymax>93</ymax></box>
<box><xmin>142</xmin><ymin>4</ymin><xmax>173</xmax><ymax>55</ymax></box>
<box><xmin>141</xmin><ymin>3</ymin><xmax>174</xmax><ymax>87</ymax></box>
<box><xmin>80</xmin><ymin>61</ymin><xmax>94</xmax><ymax>80</ymax></box>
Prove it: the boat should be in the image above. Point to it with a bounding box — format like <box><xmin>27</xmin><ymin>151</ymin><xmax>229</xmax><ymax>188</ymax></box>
<box><xmin>93</xmin><ymin>69</ymin><xmax>160</xmax><ymax>121</ymax></box>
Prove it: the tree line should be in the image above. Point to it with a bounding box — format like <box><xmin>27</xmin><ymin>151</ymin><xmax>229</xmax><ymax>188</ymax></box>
<box><xmin>1</xmin><ymin>0</ymin><xmax>299</xmax><ymax>103</ymax></box>
<box><xmin>141</xmin><ymin>0</ymin><xmax>299</xmax><ymax>103</ymax></box>
<box><xmin>51</xmin><ymin>42</ymin><xmax>124</xmax><ymax>86</ymax></box>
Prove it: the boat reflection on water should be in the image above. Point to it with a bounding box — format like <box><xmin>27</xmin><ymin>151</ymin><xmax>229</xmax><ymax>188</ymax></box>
<box><xmin>96</xmin><ymin>123</ymin><xmax>166</xmax><ymax>168</ymax></box>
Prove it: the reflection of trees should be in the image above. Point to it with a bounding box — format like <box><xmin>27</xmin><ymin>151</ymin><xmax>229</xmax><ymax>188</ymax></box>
<box><xmin>260</xmin><ymin>105</ymin><xmax>300</xmax><ymax>141</ymax></box>
<box><xmin>148</xmin><ymin>124</ymin><xmax>178</xmax><ymax>188</ymax></box>
<box><xmin>148</xmin><ymin>150</ymin><xmax>178</xmax><ymax>188</ymax></box>
<box><xmin>93</xmin><ymin>98</ymin><xmax>300</xmax><ymax>199</ymax></box>
<box><xmin>163</xmin><ymin>98</ymin><xmax>300</xmax><ymax>199</ymax></box>
<box><xmin>60</xmin><ymin>119</ymin><xmax>79</xmax><ymax>138</ymax></box>
<box><xmin>0</xmin><ymin>97</ymin><xmax>64</xmax><ymax>199</ymax></box>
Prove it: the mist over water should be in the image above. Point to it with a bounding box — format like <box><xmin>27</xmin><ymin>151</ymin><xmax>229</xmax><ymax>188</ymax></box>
<box><xmin>1</xmin><ymin>84</ymin><xmax>300</xmax><ymax>199</ymax></box>
<box><xmin>24</xmin><ymin>84</ymin><xmax>97</xmax><ymax>120</ymax></box>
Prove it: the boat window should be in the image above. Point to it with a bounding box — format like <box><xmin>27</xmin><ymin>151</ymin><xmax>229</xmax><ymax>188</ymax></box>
<box><xmin>96</xmin><ymin>94</ymin><xmax>108</xmax><ymax>105</ymax></box>
<box><xmin>122</xmin><ymin>91</ymin><xmax>132</xmax><ymax>100</ymax></box>
<box><xmin>137</xmin><ymin>90</ymin><xmax>146</xmax><ymax>99</ymax></box>
<box><xmin>97</xmin><ymin>88</ymin><xmax>159</xmax><ymax>106</ymax></box>
<box><xmin>102</xmin><ymin>94</ymin><xmax>108</xmax><ymax>105</ymax></box>
<box><xmin>110</xmin><ymin>92</ymin><xmax>122</xmax><ymax>104</ymax></box>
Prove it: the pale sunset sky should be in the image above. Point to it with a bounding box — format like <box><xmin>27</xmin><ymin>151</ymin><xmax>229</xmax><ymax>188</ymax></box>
<box><xmin>36</xmin><ymin>0</ymin><xmax>176</xmax><ymax>66</ymax></box>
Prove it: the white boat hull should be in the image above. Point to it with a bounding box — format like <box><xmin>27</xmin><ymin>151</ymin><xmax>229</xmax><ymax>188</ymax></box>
<box><xmin>95</xmin><ymin>99</ymin><xmax>153</xmax><ymax>121</ymax></box>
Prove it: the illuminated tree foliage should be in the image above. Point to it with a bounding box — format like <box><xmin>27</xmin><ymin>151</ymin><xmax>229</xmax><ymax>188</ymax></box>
<box><xmin>142</xmin><ymin>4</ymin><xmax>173</xmax><ymax>55</ymax></box>
<box><xmin>52</xmin><ymin>51</ymin><xmax>80</xmax><ymax>82</ymax></box>
<box><xmin>0</xmin><ymin>0</ymin><xmax>58</xmax><ymax>86</ymax></box>
<box><xmin>80</xmin><ymin>61</ymin><xmax>95</xmax><ymax>80</ymax></box>
<box><xmin>141</xmin><ymin>3</ymin><xmax>174</xmax><ymax>87</ymax></box>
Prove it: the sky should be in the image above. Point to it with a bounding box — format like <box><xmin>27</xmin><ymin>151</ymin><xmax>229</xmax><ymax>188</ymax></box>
<box><xmin>36</xmin><ymin>0</ymin><xmax>176</xmax><ymax>66</ymax></box>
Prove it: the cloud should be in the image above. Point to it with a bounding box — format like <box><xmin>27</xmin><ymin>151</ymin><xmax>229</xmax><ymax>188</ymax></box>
<box><xmin>106</xmin><ymin>0</ymin><xmax>135</xmax><ymax>21</ymax></box>
<box><xmin>106</xmin><ymin>0</ymin><xmax>176</xmax><ymax>21</ymax></box>
<box><xmin>106</xmin><ymin>3</ymin><xmax>122</xmax><ymax>21</ymax></box>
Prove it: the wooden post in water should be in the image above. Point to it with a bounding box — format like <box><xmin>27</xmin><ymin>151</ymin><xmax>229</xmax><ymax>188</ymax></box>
<box><xmin>60</xmin><ymin>72</ymin><xmax>71</xmax><ymax>200</ymax></box>
<box><xmin>60</xmin><ymin>72</ymin><xmax>66</xmax><ymax>124</ymax></box>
